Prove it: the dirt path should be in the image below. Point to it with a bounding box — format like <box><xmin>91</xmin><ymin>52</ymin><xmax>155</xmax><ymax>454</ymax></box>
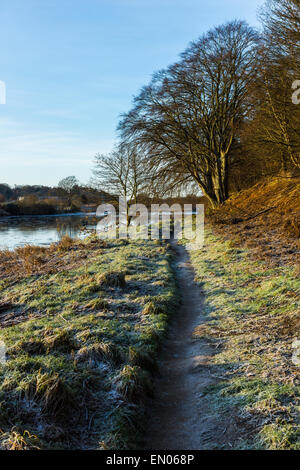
<box><xmin>144</xmin><ymin>243</ymin><xmax>235</xmax><ymax>450</ymax></box>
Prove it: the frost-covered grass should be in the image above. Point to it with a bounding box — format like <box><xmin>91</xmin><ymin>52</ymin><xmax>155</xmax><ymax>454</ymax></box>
<box><xmin>0</xmin><ymin>236</ymin><xmax>177</xmax><ymax>450</ymax></box>
<box><xmin>184</xmin><ymin>229</ymin><xmax>300</xmax><ymax>450</ymax></box>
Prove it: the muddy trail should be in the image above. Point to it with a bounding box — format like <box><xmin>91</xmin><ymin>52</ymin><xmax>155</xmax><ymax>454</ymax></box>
<box><xmin>143</xmin><ymin>243</ymin><xmax>242</xmax><ymax>450</ymax></box>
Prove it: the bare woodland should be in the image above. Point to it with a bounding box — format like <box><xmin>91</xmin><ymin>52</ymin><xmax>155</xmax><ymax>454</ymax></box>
<box><xmin>93</xmin><ymin>0</ymin><xmax>300</xmax><ymax>207</ymax></box>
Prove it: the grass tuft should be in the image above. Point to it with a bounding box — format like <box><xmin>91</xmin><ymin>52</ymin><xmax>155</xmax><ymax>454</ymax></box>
<box><xmin>114</xmin><ymin>365</ymin><xmax>153</xmax><ymax>403</ymax></box>
<box><xmin>35</xmin><ymin>372</ymin><xmax>78</xmax><ymax>419</ymax></box>
<box><xmin>0</xmin><ymin>238</ymin><xmax>176</xmax><ymax>449</ymax></box>
<box><xmin>76</xmin><ymin>342</ymin><xmax>122</xmax><ymax>366</ymax></box>
<box><xmin>97</xmin><ymin>271</ymin><xmax>126</xmax><ymax>288</ymax></box>
<box><xmin>0</xmin><ymin>430</ymin><xmax>41</xmax><ymax>450</ymax></box>
<box><xmin>44</xmin><ymin>329</ymin><xmax>78</xmax><ymax>353</ymax></box>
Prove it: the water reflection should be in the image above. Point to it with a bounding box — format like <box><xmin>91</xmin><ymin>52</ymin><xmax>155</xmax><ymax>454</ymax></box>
<box><xmin>0</xmin><ymin>210</ymin><xmax>199</xmax><ymax>250</ymax></box>
<box><xmin>0</xmin><ymin>214</ymin><xmax>97</xmax><ymax>250</ymax></box>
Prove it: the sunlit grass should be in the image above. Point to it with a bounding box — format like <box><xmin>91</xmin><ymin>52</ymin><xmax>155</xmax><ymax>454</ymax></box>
<box><xmin>0</xmin><ymin>235</ymin><xmax>177</xmax><ymax>450</ymax></box>
<box><xmin>183</xmin><ymin>228</ymin><xmax>300</xmax><ymax>450</ymax></box>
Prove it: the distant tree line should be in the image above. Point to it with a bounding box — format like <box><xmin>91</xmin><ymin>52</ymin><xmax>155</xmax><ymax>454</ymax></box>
<box><xmin>0</xmin><ymin>178</ymin><xmax>113</xmax><ymax>216</ymax></box>
<box><xmin>92</xmin><ymin>0</ymin><xmax>299</xmax><ymax>207</ymax></box>
<box><xmin>0</xmin><ymin>180</ymin><xmax>111</xmax><ymax>205</ymax></box>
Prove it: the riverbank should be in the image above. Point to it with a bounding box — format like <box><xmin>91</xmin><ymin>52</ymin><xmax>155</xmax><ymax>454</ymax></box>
<box><xmin>0</xmin><ymin>235</ymin><xmax>177</xmax><ymax>449</ymax></box>
<box><xmin>0</xmin><ymin>184</ymin><xmax>298</xmax><ymax>449</ymax></box>
<box><xmin>0</xmin><ymin>212</ymin><xmax>96</xmax><ymax>220</ymax></box>
<box><xmin>207</xmin><ymin>177</ymin><xmax>299</xmax><ymax>268</ymax></box>
<box><xmin>0</xmin><ymin>201</ymin><xmax>81</xmax><ymax>217</ymax></box>
<box><xmin>184</xmin><ymin>230</ymin><xmax>299</xmax><ymax>449</ymax></box>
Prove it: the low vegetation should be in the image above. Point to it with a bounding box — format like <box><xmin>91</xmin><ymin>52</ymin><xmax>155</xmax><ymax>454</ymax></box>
<box><xmin>209</xmin><ymin>178</ymin><xmax>299</xmax><ymax>235</ymax></box>
<box><xmin>0</xmin><ymin>235</ymin><xmax>177</xmax><ymax>449</ymax></box>
<box><xmin>206</xmin><ymin>178</ymin><xmax>300</xmax><ymax>270</ymax></box>
<box><xmin>0</xmin><ymin>0</ymin><xmax>298</xmax><ymax>453</ymax></box>
<box><xmin>183</xmin><ymin>229</ymin><xmax>299</xmax><ymax>449</ymax></box>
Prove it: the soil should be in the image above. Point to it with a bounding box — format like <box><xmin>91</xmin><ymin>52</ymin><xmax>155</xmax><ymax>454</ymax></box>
<box><xmin>143</xmin><ymin>243</ymin><xmax>245</xmax><ymax>450</ymax></box>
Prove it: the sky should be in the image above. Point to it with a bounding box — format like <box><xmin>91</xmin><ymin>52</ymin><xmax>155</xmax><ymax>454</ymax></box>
<box><xmin>0</xmin><ymin>0</ymin><xmax>265</xmax><ymax>187</ymax></box>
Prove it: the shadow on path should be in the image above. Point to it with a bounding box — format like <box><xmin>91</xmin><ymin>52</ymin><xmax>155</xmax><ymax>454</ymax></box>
<box><xmin>143</xmin><ymin>242</ymin><xmax>239</xmax><ymax>450</ymax></box>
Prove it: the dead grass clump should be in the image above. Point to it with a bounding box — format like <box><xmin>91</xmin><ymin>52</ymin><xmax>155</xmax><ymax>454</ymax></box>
<box><xmin>85</xmin><ymin>297</ymin><xmax>108</xmax><ymax>310</ymax></box>
<box><xmin>283</xmin><ymin>216</ymin><xmax>300</xmax><ymax>237</ymax></box>
<box><xmin>9</xmin><ymin>340</ymin><xmax>46</xmax><ymax>356</ymax></box>
<box><xmin>44</xmin><ymin>329</ymin><xmax>77</xmax><ymax>353</ymax></box>
<box><xmin>55</xmin><ymin>235</ymin><xmax>75</xmax><ymax>251</ymax></box>
<box><xmin>97</xmin><ymin>271</ymin><xmax>126</xmax><ymax>288</ymax></box>
<box><xmin>141</xmin><ymin>300</ymin><xmax>167</xmax><ymax>316</ymax></box>
<box><xmin>275</xmin><ymin>315</ymin><xmax>300</xmax><ymax>339</ymax></box>
<box><xmin>76</xmin><ymin>342</ymin><xmax>122</xmax><ymax>366</ymax></box>
<box><xmin>35</xmin><ymin>372</ymin><xmax>77</xmax><ymax>419</ymax></box>
<box><xmin>141</xmin><ymin>302</ymin><xmax>160</xmax><ymax>316</ymax></box>
<box><xmin>95</xmin><ymin>342</ymin><xmax>123</xmax><ymax>364</ymax></box>
<box><xmin>114</xmin><ymin>365</ymin><xmax>152</xmax><ymax>403</ymax></box>
<box><xmin>15</xmin><ymin>245</ymin><xmax>48</xmax><ymax>274</ymax></box>
<box><xmin>0</xmin><ymin>430</ymin><xmax>41</xmax><ymax>450</ymax></box>
<box><xmin>75</xmin><ymin>346</ymin><xmax>92</xmax><ymax>365</ymax></box>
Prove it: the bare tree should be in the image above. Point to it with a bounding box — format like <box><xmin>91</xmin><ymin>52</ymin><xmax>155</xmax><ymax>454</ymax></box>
<box><xmin>260</xmin><ymin>0</ymin><xmax>300</xmax><ymax>74</ymax></box>
<box><xmin>247</xmin><ymin>59</ymin><xmax>300</xmax><ymax>172</ymax></box>
<box><xmin>92</xmin><ymin>144</ymin><xmax>146</xmax><ymax>205</ymax></box>
<box><xmin>119</xmin><ymin>21</ymin><xmax>259</xmax><ymax>207</ymax></box>
<box><xmin>58</xmin><ymin>176</ymin><xmax>79</xmax><ymax>205</ymax></box>
<box><xmin>252</xmin><ymin>0</ymin><xmax>300</xmax><ymax>171</ymax></box>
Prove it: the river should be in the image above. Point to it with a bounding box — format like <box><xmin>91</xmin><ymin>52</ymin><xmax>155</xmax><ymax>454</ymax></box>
<box><xmin>0</xmin><ymin>213</ymin><xmax>98</xmax><ymax>250</ymax></box>
<box><xmin>0</xmin><ymin>209</ymin><xmax>199</xmax><ymax>250</ymax></box>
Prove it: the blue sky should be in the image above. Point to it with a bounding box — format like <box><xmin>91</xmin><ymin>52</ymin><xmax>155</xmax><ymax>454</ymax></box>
<box><xmin>0</xmin><ymin>0</ymin><xmax>265</xmax><ymax>187</ymax></box>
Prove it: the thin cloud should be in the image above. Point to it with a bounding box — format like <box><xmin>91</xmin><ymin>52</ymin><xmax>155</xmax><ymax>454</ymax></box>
<box><xmin>0</xmin><ymin>119</ymin><xmax>114</xmax><ymax>184</ymax></box>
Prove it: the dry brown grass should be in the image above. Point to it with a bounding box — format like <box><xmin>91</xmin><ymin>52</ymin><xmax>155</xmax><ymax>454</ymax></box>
<box><xmin>76</xmin><ymin>342</ymin><xmax>122</xmax><ymax>365</ymax></box>
<box><xmin>16</xmin><ymin>245</ymin><xmax>48</xmax><ymax>273</ymax></box>
<box><xmin>54</xmin><ymin>235</ymin><xmax>75</xmax><ymax>251</ymax></box>
<box><xmin>218</xmin><ymin>178</ymin><xmax>299</xmax><ymax>220</ymax></box>
<box><xmin>0</xmin><ymin>236</ymin><xmax>103</xmax><ymax>282</ymax></box>
<box><xmin>0</xmin><ymin>245</ymin><xmax>48</xmax><ymax>276</ymax></box>
<box><xmin>209</xmin><ymin>177</ymin><xmax>300</xmax><ymax>268</ymax></box>
<box><xmin>97</xmin><ymin>271</ymin><xmax>126</xmax><ymax>288</ymax></box>
<box><xmin>0</xmin><ymin>430</ymin><xmax>41</xmax><ymax>450</ymax></box>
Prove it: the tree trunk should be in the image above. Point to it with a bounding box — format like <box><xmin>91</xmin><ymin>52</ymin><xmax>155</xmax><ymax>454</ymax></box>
<box><xmin>196</xmin><ymin>164</ymin><xmax>229</xmax><ymax>208</ymax></box>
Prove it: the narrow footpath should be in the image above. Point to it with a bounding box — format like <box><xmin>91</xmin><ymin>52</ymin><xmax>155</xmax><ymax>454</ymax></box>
<box><xmin>144</xmin><ymin>243</ymin><xmax>240</xmax><ymax>450</ymax></box>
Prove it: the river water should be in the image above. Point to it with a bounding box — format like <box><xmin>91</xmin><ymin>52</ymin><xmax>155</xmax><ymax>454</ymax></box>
<box><xmin>0</xmin><ymin>213</ymin><xmax>98</xmax><ymax>250</ymax></box>
<box><xmin>0</xmin><ymin>210</ymin><xmax>199</xmax><ymax>250</ymax></box>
